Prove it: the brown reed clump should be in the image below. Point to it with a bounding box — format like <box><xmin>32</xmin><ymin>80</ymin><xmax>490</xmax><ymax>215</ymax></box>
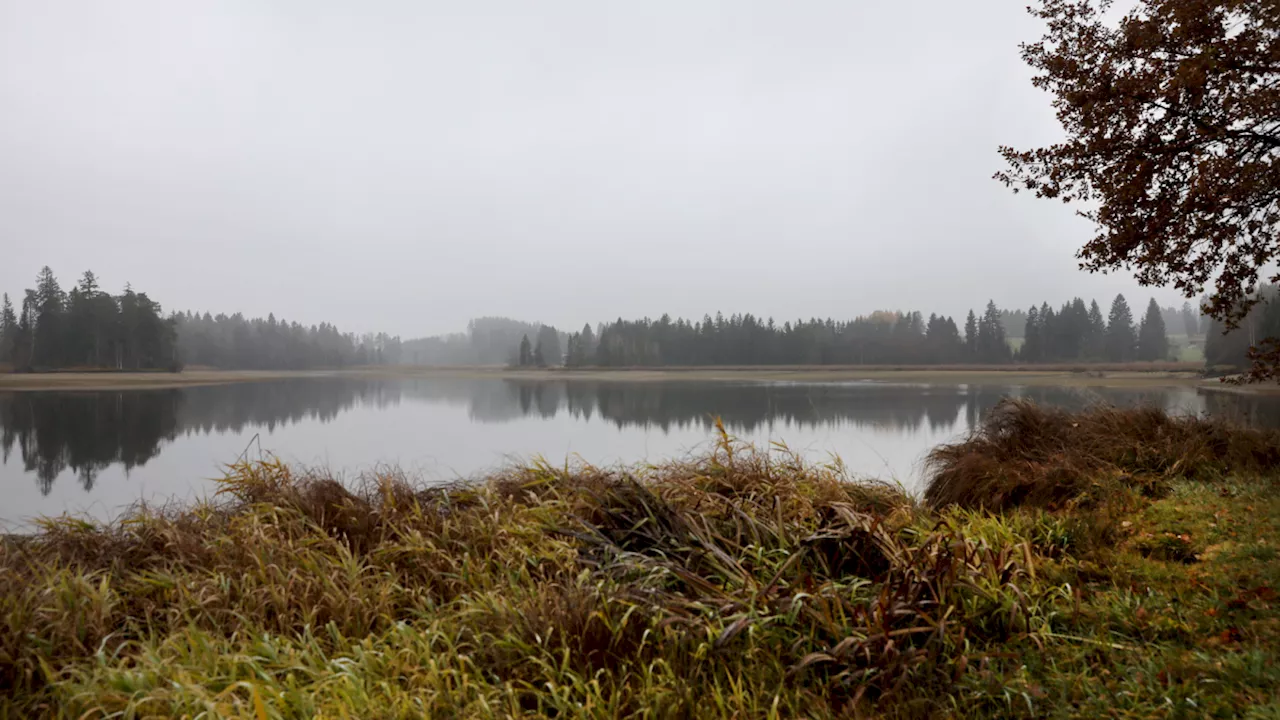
<box><xmin>924</xmin><ymin>398</ymin><xmax>1280</xmax><ymax>511</ymax></box>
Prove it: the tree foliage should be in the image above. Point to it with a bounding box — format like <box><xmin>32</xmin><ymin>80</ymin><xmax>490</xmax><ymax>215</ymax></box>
<box><xmin>1204</xmin><ymin>284</ymin><xmax>1280</xmax><ymax>375</ymax></box>
<box><xmin>174</xmin><ymin>312</ymin><xmax>394</xmax><ymax>369</ymax></box>
<box><xmin>535</xmin><ymin>325</ymin><xmax>561</xmax><ymax>367</ymax></box>
<box><xmin>518</xmin><ymin>334</ymin><xmax>533</xmax><ymax>367</ymax></box>
<box><xmin>402</xmin><ymin>317</ymin><xmax>560</xmax><ymax>366</ymax></box>
<box><xmin>555</xmin><ymin>297</ymin><xmax>1164</xmax><ymax>367</ymax></box>
<box><xmin>1138</xmin><ymin>298</ymin><xmax>1171</xmax><ymax>361</ymax></box>
<box><xmin>3</xmin><ymin>267</ymin><xmax>177</xmax><ymax>371</ymax></box>
<box><xmin>1023</xmin><ymin>297</ymin><xmax>1109</xmax><ymax>362</ymax></box>
<box><xmin>998</xmin><ymin>0</ymin><xmax>1280</xmax><ymax>378</ymax></box>
<box><xmin>1106</xmin><ymin>294</ymin><xmax>1139</xmax><ymax>362</ymax></box>
<box><xmin>3</xmin><ymin>267</ymin><xmax>392</xmax><ymax>372</ymax></box>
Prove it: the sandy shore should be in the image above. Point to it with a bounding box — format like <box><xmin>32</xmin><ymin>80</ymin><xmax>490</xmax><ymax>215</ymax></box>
<box><xmin>0</xmin><ymin>364</ymin><xmax>1223</xmax><ymax>391</ymax></box>
<box><xmin>0</xmin><ymin>370</ymin><xmax>345</xmax><ymax>391</ymax></box>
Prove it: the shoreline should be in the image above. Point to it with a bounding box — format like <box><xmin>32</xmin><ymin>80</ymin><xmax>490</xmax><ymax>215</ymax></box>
<box><xmin>0</xmin><ymin>369</ymin><xmax>345</xmax><ymax>391</ymax></box>
<box><xmin>0</xmin><ymin>362</ymin><xmax>1255</xmax><ymax>391</ymax></box>
<box><xmin>4</xmin><ymin>404</ymin><xmax>1278</xmax><ymax>716</ymax></box>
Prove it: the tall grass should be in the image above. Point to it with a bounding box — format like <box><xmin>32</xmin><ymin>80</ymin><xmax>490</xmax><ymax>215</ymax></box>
<box><xmin>3</xmin><ymin>410</ymin><xmax>1279</xmax><ymax>717</ymax></box>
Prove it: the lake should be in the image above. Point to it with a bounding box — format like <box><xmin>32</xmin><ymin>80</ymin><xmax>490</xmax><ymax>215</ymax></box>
<box><xmin>2</xmin><ymin>377</ymin><xmax>1277</xmax><ymax>528</ymax></box>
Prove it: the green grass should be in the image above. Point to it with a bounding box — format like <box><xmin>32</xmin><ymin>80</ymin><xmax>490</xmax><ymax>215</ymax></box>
<box><xmin>1170</xmin><ymin>334</ymin><xmax>1207</xmax><ymax>364</ymax></box>
<box><xmin>2</xmin><ymin>408</ymin><xmax>1279</xmax><ymax>718</ymax></box>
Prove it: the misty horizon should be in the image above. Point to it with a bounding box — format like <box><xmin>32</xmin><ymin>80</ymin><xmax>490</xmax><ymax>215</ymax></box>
<box><xmin>1</xmin><ymin>1</ymin><xmax>1193</xmax><ymax>338</ymax></box>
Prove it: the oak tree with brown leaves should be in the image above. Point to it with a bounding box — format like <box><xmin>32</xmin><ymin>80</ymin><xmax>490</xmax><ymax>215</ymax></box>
<box><xmin>997</xmin><ymin>0</ymin><xmax>1280</xmax><ymax>380</ymax></box>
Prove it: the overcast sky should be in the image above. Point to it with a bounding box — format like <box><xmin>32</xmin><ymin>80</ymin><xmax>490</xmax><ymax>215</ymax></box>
<box><xmin>0</xmin><ymin>1</ymin><xmax>1188</xmax><ymax>337</ymax></box>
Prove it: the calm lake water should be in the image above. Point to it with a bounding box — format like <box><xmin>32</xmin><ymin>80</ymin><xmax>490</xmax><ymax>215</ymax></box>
<box><xmin>2</xmin><ymin>377</ymin><xmax>1278</xmax><ymax>528</ymax></box>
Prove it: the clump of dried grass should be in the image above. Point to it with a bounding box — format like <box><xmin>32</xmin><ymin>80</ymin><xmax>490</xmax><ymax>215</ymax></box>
<box><xmin>924</xmin><ymin>399</ymin><xmax>1280</xmax><ymax>511</ymax></box>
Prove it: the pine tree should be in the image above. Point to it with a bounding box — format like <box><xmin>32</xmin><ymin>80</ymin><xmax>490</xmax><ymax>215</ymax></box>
<box><xmin>535</xmin><ymin>325</ymin><xmax>561</xmax><ymax>366</ymax></box>
<box><xmin>67</xmin><ymin>270</ymin><xmax>116</xmax><ymax>367</ymax></box>
<box><xmin>963</xmin><ymin>310</ymin><xmax>978</xmax><ymax>358</ymax></box>
<box><xmin>1180</xmin><ymin>301</ymin><xmax>1199</xmax><ymax>337</ymax></box>
<box><xmin>31</xmin><ymin>266</ymin><xmax>66</xmax><ymax>367</ymax></box>
<box><xmin>17</xmin><ymin>290</ymin><xmax>37</xmax><ymax>369</ymax></box>
<box><xmin>564</xmin><ymin>333</ymin><xmax>579</xmax><ymax>367</ymax></box>
<box><xmin>1067</xmin><ymin>298</ymin><xmax>1090</xmax><ymax>359</ymax></box>
<box><xmin>1105</xmin><ymin>294</ymin><xmax>1138</xmax><ymax>362</ymax></box>
<box><xmin>1086</xmin><ymin>300</ymin><xmax>1107</xmax><ymax>359</ymax></box>
<box><xmin>0</xmin><ymin>294</ymin><xmax>15</xmax><ymax>364</ymax></box>
<box><xmin>976</xmin><ymin>301</ymin><xmax>1010</xmax><ymax>363</ymax></box>
<box><xmin>1022</xmin><ymin>305</ymin><xmax>1042</xmax><ymax>362</ymax></box>
<box><xmin>1038</xmin><ymin>304</ymin><xmax>1057</xmax><ymax>360</ymax></box>
<box><xmin>1137</xmin><ymin>298</ymin><xmax>1169</xmax><ymax>361</ymax></box>
<box><xmin>518</xmin><ymin>334</ymin><xmax>532</xmax><ymax>367</ymax></box>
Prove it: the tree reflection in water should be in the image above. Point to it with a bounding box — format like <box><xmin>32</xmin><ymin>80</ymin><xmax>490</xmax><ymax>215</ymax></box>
<box><xmin>2</xmin><ymin>377</ymin><xmax>1274</xmax><ymax>496</ymax></box>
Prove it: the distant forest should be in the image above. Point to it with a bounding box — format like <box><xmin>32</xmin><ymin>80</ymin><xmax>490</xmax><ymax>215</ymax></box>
<box><xmin>5</xmin><ymin>265</ymin><xmax>1270</xmax><ymax>373</ymax></box>
<box><xmin>0</xmin><ymin>267</ymin><xmax>399</xmax><ymax>371</ymax></box>
<box><xmin>400</xmin><ymin>318</ymin><xmax>567</xmax><ymax>367</ymax></box>
<box><xmin>396</xmin><ymin>297</ymin><xmax>1212</xmax><ymax>371</ymax></box>
<box><xmin>1202</xmin><ymin>286</ymin><xmax>1280</xmax><ymax>372</ymax></box>
<box><xmin>554</xmin><ymin>295</ymin><xmax>1194</xmax><ymax>368</ymax></box>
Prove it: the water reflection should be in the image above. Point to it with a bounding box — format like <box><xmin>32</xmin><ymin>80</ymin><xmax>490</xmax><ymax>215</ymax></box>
<box><xmin>1</xmin><ymin>391</ymin><xmax>181</xmax><ymax>494</ymax></box>
<box><xmin>491</xmin><ymin>382</ymin><xmax>1198</xmax><ymax>434</ymax></box>
<box><xmin>1</xmin><ymin>377</ymin><xmax>1276</xmax><ymax>499</ymax></box>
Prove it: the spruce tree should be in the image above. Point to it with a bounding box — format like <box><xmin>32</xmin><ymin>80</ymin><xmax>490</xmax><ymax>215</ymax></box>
<box><xmin>0</xmin><ymin>294</ymin><xmax>14</xmax><ymax>364</ymax></box>
<box><xmin>32</xmin><ymin>266</ymin><xmax>66</xmax><ymax>367</ymax></box>
<box><xmin>535</xmin><ymin>325</ymin><xmax>561</xmax><ymax>366</ymax></box>
<box><xmin>564</xmin><ymin>333</ymin><xmax>579</xmax><ymax>367</ymax></box>
<box><xmin>963</xmin><ymin>310</ymin><xmax>978</xmax><ymax>358</ymax></box>
<box><xmin>976</xmin><ymin>301</ymin><xmax>1010</xmax><ymax>363</ymax></box>
<box><xmin>575</xmin><ymin>324</ymin><xmax>595</xmax><ymax>366</ymax></box>
<box><xmin>1105</xmin><ymin>294</ymin><xmax>1138</xmax><ymax>362</ymax></box>
<box><xmin>1180</xmin><ymin>301</ymin><xmax>1199</xmax><ymax>337</ymax></box>
<box><xmin>518</xmin><ymin>334</ymin><xmax>532</xmax><ymax>367</ymax></box>
<box><xmin>17</xmin><ymin>290</ymin><xmax>37</xmax><ymax>369</ymax></box>
<box><xmin>1067</xmin><ymin>298</ymin><xmax>1090</xmax><ymax>359</ymax></box>
<box><xmin>1022</xmin><ymin>305</ymin><xmax>1042</xmax><ymax>362</ymax></box>
<box><xmin>1137</xmin><ymin>298</ymin><xmax>1169</xmax><ymax>361</ymax></box>
<box><xmin>1039</xmin><ymin>304</ymin><xmax>1057</xmax><ymax>360</ymax></box>
<box><xmin>1086</xmin><ymin>300</ymin><xmax>1107</xmax><ymax>359</ymax></box>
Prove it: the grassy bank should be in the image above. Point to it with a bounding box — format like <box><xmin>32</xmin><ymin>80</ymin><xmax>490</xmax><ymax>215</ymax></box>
<box><xmin>3</xmin><ymin>404</ymin><xmax>1279</xmax><ymax>717</ymax></box>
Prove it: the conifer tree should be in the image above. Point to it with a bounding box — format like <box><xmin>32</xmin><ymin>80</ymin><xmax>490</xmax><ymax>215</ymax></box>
<box><xmin>1086</xmin><ymin>300</ymin><xmax>1107</xmax><ymax>359</ymax></box>
<box><xmin>963</xmin><ymin>310</ymin><xmax>978</xmax><ymax>358</ymax></box>
<box><xmin>0</xmin><ymin>294</ymin><xmax>15</xmax><ymax>364</ymax></box>
<box><xmin>1180</xmin><ymin>302</ymin><xmax>1199</xmax><ymax>337</ymax></box>
<box><xmin>518</xmin><ymin>334</ymin><xmax>532</xmax><ymax>367</ymax></box>
<box><xmin>1137</xmin><ymin>298</ymin><xmax>1169</xmax><ymax>361</ymax></box>
<box><xmin>1022</xmin><ymin>305</ymin><xmax>1042</xmax><ymax>362</ymax></box>
<box><xmin>1106</xmin><ymin>294</ymin><xmax>1138</xmax><ymax>362</ymax></box>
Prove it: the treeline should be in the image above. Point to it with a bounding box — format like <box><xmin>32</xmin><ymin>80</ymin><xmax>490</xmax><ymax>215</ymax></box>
<box><xmin>513</xmin><ymin>326</ymin><xmax>563</xmax><ymax>368</ymax></box>
<box><xmin>558</xmin><ymin>295</ymin><xmax>1174</xmax><ymax>367</ymax></box>
<box><xmin>1022</xmin><ymin>296</ymin><xmax>1170</xmax><ymax>362</ymax></box>
<box><xmin>399</xmin><ymin>317</ymin><xmax>567</xmax><ymax>367</ymax></box>
<box><xmin>0</xmin><ymin>268</ymin><xmax>177</xmax><ymax>371</ymax></box>
<box><xmin>174</xmin><ymin>312</ymin><xmax>400</xmax><ymax>370</ymax></box>
<box><xmin>564</xmin><ymin>304</ymin><xmax>1003</xmax><ymax>366</ymax></box>
<box><xmin>1</xmin><ymin>267</ymin><xmax>396</xmax><ymax>372</ymax></box>
<box><xmin>1001</xmin><ymin>301</ymin><xmax>1203</xmax><ymax>340</ymax></box>
<box><xmin>1203</xmin><ymin>285</ymin><xmax>1280</xmax><ymax>372</ymax></box>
